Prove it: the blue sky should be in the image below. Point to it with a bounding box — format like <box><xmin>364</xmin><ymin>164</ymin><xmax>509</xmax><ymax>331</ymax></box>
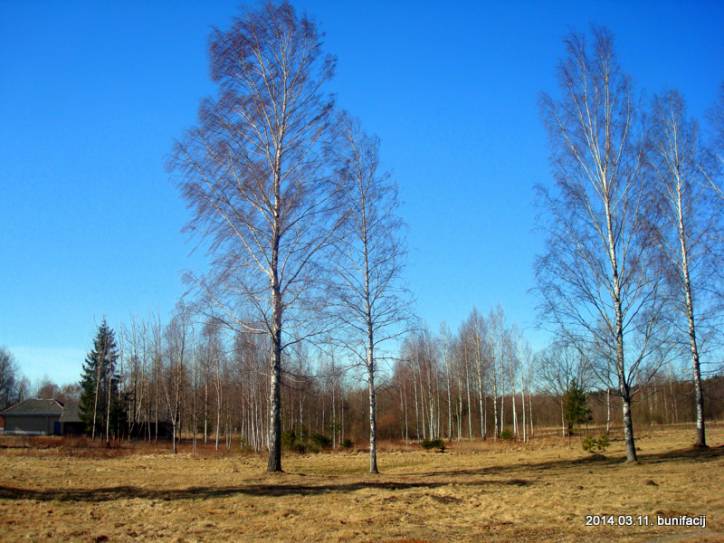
<box><xmin>1</xmin><ymin>1</ymin><xmax>722</xmax><ymax>386</ymax></box>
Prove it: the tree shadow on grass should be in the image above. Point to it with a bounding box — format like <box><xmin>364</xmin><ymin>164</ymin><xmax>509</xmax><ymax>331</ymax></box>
<box><xmin>416</xmin><ymin>445</ymin><xmax>723</xmax><ymax>479</ymax></box>
<box><xmin>1</xmin><ymin>446</ymin><xmax>717</xmax><ymax>504</ymax></box>
<box><xmin>0</xmin><ymin>478</ymin><xmax>532</xmax><ymax>503</ymax></box>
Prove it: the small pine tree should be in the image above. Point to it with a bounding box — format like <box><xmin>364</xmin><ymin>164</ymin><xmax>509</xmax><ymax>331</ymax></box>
<box><xmin>79</xmin><ymin>319</ymin><xmax>122</xmax><ymax>440</ymax></box>
<box><xmin>562</xmin><ymin>379</ymin><xmax>592</xmax><ymax>436</ymax></box>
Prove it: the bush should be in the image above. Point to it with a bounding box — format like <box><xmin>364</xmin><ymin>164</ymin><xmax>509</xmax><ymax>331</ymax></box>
<box><xmin>282</xmin><ymin>430</ymin><xmax>297</xmax><ymax>450</ymax></box>
<box><xmin>341</xmin><ymin>438</ymin><xmax>353</xmax><ymax>449</ymax></box>
<box><xmin>282</xmin><ymin>430</ymin><xmax>306</xmax><ymax>454</ymax></box>
<box><xmin>421</xmin><ymin>438</ymin><xmax>446</xmax><ymax>451</ymax></box>
<box><xmin>500</xmin><ymin>429</ymin><xmax>514</xmax><ymax>440</ymax></box>
<box><xmin>281</xmin><ymin>430</ymin><xmax>331</xmax><ymax>454</ymax></box>
<box><xmin>310</xmin><ymin>433</ymin><xmax>332</xmax><ymax>449</ymax></box>
<box><xmin>582</xmin><ymin>434</ymin><xmax>609</xmax><ymax>454</ymax></box>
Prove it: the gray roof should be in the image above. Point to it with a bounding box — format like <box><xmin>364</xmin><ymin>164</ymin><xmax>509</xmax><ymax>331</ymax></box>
<box><xmin>1</xmin><ymin>398</ymin><xmax>64</xmax><ymax>416</ymax></box>
<box><xmin>59</xmin><ymin>402</ymin><xmax>82</xmax><ymax>423</ymax></box>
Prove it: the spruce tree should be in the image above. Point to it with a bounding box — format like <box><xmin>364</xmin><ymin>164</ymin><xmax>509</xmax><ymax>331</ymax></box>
<box><xmin>562</xmin><ymin>380</ymin><xmax>592</xmax><ymax>436</ymax></box>
<box><xmin>79</xmin><ymin>319</ymin><xmax>120</xmax><ymax>440</ymax></box>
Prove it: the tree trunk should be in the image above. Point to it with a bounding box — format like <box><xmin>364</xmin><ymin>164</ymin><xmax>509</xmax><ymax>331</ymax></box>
<box><xmin>528</xmin><ymin>390</ymin><xmax>534</xmax><ymax>438</ymax></box>
<box><xmin>215</xmin><ymin>390</ymin><xmax>221</xmax><ymax>451</ymax></box>
<box><xmin>444</xmin><ymin>351</ymin><xmax>452</xmax><ymax>440</ymax></box>
<box><xmin>367</xmin><ymin>354</ymin><xmax>379</xmax><ymax>474</ymax></box>
<box><xmin>464</xmin><ymin>348</ymin><xmax>472</xmax><ymax>439</ymax></box>
<box><xmin>491</xmin><ymin>363</ymin><xmax>498</xmax><ymax>440</ymax></box>
<box><xmin>204</xmin><ymin>379</ymin><xmax>208</xmax><ymax>445</ymax></box>
<box><xmin>500</xmin><ymin>387</ymin><xmax>505</xmax><ymax>437</ymax></box>
<box><xmin>426</xmin><ymin>359</ymin><xmax>435</xmax><ymax>440</ymax></box>
<box><xmin>618</xmin><ymin>334</ymin><xmax>637</xmax><ymax>461</ymax></box>
<box><xmin>91</xmin><ymin>344</ymin><xmax>105</xmax><ymax>441</ymax></box>
<box><xmin>483</xmin><ymin>394</ymin><xmax>487</xmax><ymax>439</ymax></box>
<box><xmin>267</xmin><ymin>285</ymin><xmax>283</xmax><ymax>472</ymax></box>
<box><xmin>521</xmin><ymin>385</ymin><xmax>527</xmax><ymax>443</ymax></box>
<box><xmin>675</xmin><ymin>181</ymin><xmax>706</xmax><ymax>448</ymax></box>
<box><xmin>511</xmin><ymin>379</ymin><xmax>518</xmax><ymax>438</ymax></box>
<box><xmin>333</xmin><ymin>375</ymin><xmax>337</xmax><ymax>448</ymax></box>
<box><xmin>105</xmin><ymin>369</ymin><xmax>111</xmax><ymax>446</ymax></box>
<box><xmin>475</xmin><ymin>345</ymin><xmax>485</xmax><ymax>439</ymax></box>
<box><xmin>621</xmin><ymin>385</ymin><xmax>636</xmax><ymax>461</ymax></box>
<box><xmin>398</xmin><ymin>381</ymin><xmax>405</xmax><ymax>442</ymax></box>
<box><xmin>417</xmin><ymin>359</ymin><xmax>427</xmax><ymax>440</ymax></box>
<box><xmin>606</xmin><ymin>387</ymin><xmax>611</xmax><ymax>434</ymax></box>
<box><xmin>456</xmin><ymin>380</ymin><xmax>463</xmax><ymax>441</ymax></box>
<box><xmin>605</xmin><ymin>191</ymin><xmax>638</xmax><ymax>462</ymax></box>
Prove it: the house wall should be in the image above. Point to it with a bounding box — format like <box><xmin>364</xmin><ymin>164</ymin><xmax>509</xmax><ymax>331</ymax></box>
<box><xmin>4</xmin><ymin>415</ymin><xmax>59</xmax><ymax>435</ymax></box>
<box><xmin>61</xmin><ymin>421</ymin><xmax>85</xmax><ymax>436</ymax></box>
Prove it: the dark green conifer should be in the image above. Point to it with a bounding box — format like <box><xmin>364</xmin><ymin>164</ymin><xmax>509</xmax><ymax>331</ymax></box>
<box><xmin>562</xmin><ymin>379</ymin><xmax>592</xmax><ymax>435</ymax></box>
<box><xmin>79</xmin><ymin>319</ymin><xmax>121</xmax><ymax>440</ymax></box>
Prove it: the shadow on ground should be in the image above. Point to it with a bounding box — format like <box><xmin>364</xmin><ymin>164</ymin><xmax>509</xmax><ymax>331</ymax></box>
<box><xmin>0</xmin><ymin>478</ymin><xmax>532</xmax><ymax>502</ymax></box>
<box><xmin>0</xmin><ymin>446</ymin><xmax>719</xmax><ymax>504</ymax></box>
<box><xmin>413</xmin><ymin>445</ymin><xmax>723</xmax><ymax>479</ymax></box>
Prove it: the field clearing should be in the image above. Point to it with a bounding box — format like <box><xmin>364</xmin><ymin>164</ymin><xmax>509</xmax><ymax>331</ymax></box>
<box><xmin>0</xmin><ymin>425</ymin><xmax>722</xmax><ymax>542</ymax></box>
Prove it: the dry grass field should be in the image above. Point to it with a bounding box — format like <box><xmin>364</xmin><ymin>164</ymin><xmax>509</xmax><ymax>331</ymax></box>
<box><xmin>0</xmin><ymin>425</ymin><xmax>722</xmax><ymax>542</ymax></box>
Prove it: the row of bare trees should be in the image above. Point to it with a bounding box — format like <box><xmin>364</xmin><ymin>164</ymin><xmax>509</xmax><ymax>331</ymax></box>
<box><xmin>96</xmin><ymin>305</ymin><xmax>722</xmax><ymax>454</ymax></box>
<box><xmin>392</xmin><ymin>308</ymin><xmax>536</xmax><ymax>443</ymax></box>
<box><xmin>108</xmin><ymin>312</ymin><xmax>367</xmax><ymax>453</ymax></box>
<box><xmin>536</xmin><ymin>28</ymin><xmax>722</xmax><ymax>461</ymax></box>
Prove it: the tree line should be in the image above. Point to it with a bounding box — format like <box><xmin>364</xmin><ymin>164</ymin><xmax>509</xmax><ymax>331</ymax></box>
<box><xmin>2</xmin><ymin>303</ymin><xmax>722</xmax><ymax>454</ymax></box>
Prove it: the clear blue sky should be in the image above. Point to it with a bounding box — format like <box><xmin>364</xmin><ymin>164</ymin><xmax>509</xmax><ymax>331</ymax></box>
<box><xmin>1</xmin><ymin>1</ymin><xmax>722</xmax><ymax>386</ymax></box>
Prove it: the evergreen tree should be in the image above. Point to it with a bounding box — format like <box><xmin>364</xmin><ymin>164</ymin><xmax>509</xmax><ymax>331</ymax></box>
<box><xmin>79</xmin><ymin>320</ymin><xmax>121</xmax><ymax>440</ymax></box>
<box><xmin>562</xmin><ymin>379</ymin><xmax>592</xmax><ymax>435</ymax></box>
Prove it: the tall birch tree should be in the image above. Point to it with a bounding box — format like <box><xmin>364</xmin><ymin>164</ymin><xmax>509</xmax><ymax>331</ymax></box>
<box><xmin>536</xmin><ymin>28</ymin><xmax>666</xmax><ymax>461</ymax></box>
<box><xmin>330</xmin><ymin>115</ymin><xmax>408</xmax><ymax>473</ymax></box>
<box><xmin>647</xmin><ymin>91</ymin><xmax>723</xmax><ymax>448</ymax></box>
<box><xmin>172</xmin><ymin>2</ymin><xmax>340</xmax><ymax>472</ymax></box>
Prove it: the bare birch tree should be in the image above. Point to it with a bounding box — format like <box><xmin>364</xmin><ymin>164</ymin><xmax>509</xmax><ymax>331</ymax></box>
<box><xmin>439</xmin><ymin>323</ymin><xmax>454</xmax><ymax>440</ymax></box>
<box><xmin>460</xmin><ymin>309</ymin><xmax>489</xmax><ymax>439</ymax></box>
<box><xmin>161</xmin><ymin>312</ymin><xmax>190</xmax><ymax>454</ymax></box>
<box><xmin>172</xmin><ymin>2</ymin><xmax>340</xmax><ymax>472</ymax></box>
<box><xmin>329</xmin><ymin>115</ymin><xmax>409</xmax><ymax>472</ymax></box>
<box><xmin>647</xmin><ymin>91</ymin><xmax>724</xmax><ymax>448</ymax></box>
<box><xmin>537</xmin><ymin>28</ymin><xmax>666</xmax><ymax>461</ymax></box>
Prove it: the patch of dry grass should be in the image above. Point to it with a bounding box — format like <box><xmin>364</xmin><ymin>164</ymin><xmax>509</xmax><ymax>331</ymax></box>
<box><xmin>0</xmin><ymin>425</ymin><xmax>721</xmax><ymax>542</ymax></box>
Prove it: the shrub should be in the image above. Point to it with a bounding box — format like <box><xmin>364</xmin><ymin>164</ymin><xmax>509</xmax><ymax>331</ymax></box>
<box><xmin>421</xmin><ymin>438</ymin><xmax>446</xmax><ymax>451</ymax></box>
<box><xmin>282</xmin><ymin>430</ymin><xmax>297</xmax><ymax>450</ymax></box>
<box><xmin>281</xmin><ymin>430</ymin><xmax>330</xmax><ymax>454</ymax></box>
<box><xmin>310</xmin><ymin>433</ymin><xmax>332</xmax><ymax>449</ymax></box>
<box><xmin>341</xmin><ymin>438</ymin><xmax>353</xmax><ymax>449</ymax></box>
<box><xmin>500</xmin><ymin>429</ymin><xmax>514</xmax><ymax>440</ymax></box>
<box><xmin>582</xmin><ymin>434</ymin><xmax>609</xmax><ymax>454</ymax></box>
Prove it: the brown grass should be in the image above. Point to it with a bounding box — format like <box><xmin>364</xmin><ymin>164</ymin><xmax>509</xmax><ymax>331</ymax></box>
<box><xmin>0</xmin><ymin>424</ymin><xmax>722</xmax><ymax>542</ymax></box>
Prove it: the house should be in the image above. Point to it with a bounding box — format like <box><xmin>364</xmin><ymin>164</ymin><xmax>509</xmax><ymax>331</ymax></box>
<box><xmin>59</xmin><ymin>402</ymin><xmax>85</xmax><ymax>435</ymax></box>
<box><xmin>0</xmin><ymin>398</ymin><xmax>84</xmax><ymax>436</ymax></box>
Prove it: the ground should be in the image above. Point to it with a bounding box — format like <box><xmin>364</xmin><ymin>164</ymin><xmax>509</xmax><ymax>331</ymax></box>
<box><xmin>0</xmin><ymin>425</ymin><xmax>721</xmax><ymax>542</ymax></box>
